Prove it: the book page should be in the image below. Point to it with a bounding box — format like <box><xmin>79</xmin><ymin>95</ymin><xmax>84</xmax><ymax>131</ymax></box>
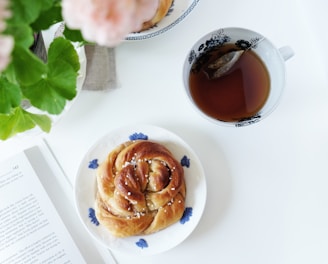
<box><xmin>0</xmin><ymin>152</ymin><xmax>86</xmax><ymax>263</ymax></box>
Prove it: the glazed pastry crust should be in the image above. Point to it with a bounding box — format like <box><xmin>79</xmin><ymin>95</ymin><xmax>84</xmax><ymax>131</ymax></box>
<box><xmin>141</xmin><ymin>0</ymin><xmax>173</xmax><ymax>31</ymax></box>
<box><xmin>95</xmin><ymin>140</ymin><xmax>186</xmax><ymax>238</ymax></box>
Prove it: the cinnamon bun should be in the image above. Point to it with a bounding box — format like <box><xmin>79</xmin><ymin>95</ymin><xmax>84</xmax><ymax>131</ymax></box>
<box><xmin>95</xmin><ymin>140</ymin><xmax>186</xmax><ymax>237</ymax></box>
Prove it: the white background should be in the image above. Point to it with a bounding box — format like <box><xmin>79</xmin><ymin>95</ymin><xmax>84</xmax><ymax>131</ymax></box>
<box><xmin>1</xmin><ymin>0</ymin><xmax>328</xmax><ymax>263</ymax></box>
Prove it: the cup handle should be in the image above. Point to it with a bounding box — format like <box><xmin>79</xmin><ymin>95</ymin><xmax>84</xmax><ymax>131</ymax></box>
<box><xmin>278</xmin><ymin>46</ymin><xmax>294</xmax><ymax>61</ymax></box>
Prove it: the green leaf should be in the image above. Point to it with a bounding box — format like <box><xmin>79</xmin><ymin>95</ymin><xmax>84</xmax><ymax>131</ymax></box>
<box><xmin>12</xmin><ymin>46</ymin><xmax>47</xmax><ymax>86</ymax></box>
<box><xmin>0</xmin><ymin>77</ymin><xmax>22</xmax><ymax>114</ymax></box>
<box><xmin>48</xmin><ymin>59</ymin><xmax>78</xmax><ymax>100</ymax></box>
<box><xmin>63</xmin><ymin>26</ymin><xmax>85</xmax><ymax>43</ymax></box>
<box><xmin>6</xmin><ymin>24</ymin><xmax>34</xmax><ymax>49</ymax></box>
<box><xmin>28</xmin><ymin>112</ymin><xmax>52</xmax><ymax>133</ymax></box>
<box><xmin>48</xmin><ymin>37</ymin><xmax>80</xmax><ymax>72</ymax></box>
<box><xmin>21</xmin><ymin>59</ymin><xmax>78</xmax><ymax>115</ymax></box>
<box><xmin>0</xmin><ymin>107</ymin><xmax>51</xmax><ymax>140</ymax></box>
<box><xmin>9</xmin><ymin>0</ymin><xmax>42</xmax><ymax>25</ymax></box>
<box><xmin>31</xmin><ymin>5</ymin><xmax>63</xmax><ymax>32</ymax></box>
<box><xmin>21</xmin><ymin>76</ymin><xmax>68</xmax><ymax>115</ymax></box>
<box><xmin>8</xmin><ymin>0</ymin><xmax>55</xmax><ymax>25</ymax></box>
<box><xmin>20</xmin><ymin>38</ymin><xmax>80</xmax><ymax>115</ymax></box>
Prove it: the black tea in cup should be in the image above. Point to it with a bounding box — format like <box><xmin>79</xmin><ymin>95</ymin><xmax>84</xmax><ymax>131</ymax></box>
<box><xmin>189</xmin><ymin>43</ymin><xmax>270</xmax><ymax>122</ymax></box>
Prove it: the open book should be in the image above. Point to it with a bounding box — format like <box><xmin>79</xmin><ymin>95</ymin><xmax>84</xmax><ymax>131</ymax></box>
<box><xmin>0</xmin><ymin>140</ymin><xmax>116</xmax><ymax>263</ymax></box>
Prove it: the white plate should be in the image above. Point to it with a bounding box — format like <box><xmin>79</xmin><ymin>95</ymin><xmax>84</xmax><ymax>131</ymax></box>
<box><xmin>74</xmin><ymin>124</ymin><xmax>207</xmax><ymax>255</ymax></box>
<box><xmin>126</xmin><ymin>0</ymin><xmax>200</xmax><ymax>41</ymax></box>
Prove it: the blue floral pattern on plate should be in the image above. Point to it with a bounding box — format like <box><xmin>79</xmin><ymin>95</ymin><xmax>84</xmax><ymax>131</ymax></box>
<box><xmin>181</xmin><ymin>155</ymin><xmax>190</xmax><ymax>168</ymax></box>
<box><xmin>136</xmin><ymin>239</ymin><xmax>148</xmax><ymax>249</ymax></box>
<box><xmin>129</xmin><ymin>132</ymin><xmax>148</xmax><ymax>141</ymax></box>
<box><xmin>76</xmin><ymin>126</ymin><xmax>206</xmax><ymax>255</ymax></box>
<box><xmin>88</xmin><ymin>159</ymin><xmax>99</xmax><ymax>169</ymax></box>
<box><xmin>88</xmin><ymin>208</ymin><xmax>99</xmax><ymax>226</ymax></box>
<box><xmin>180</xmin><ymin>207</ymin><xmax>193</xmax><ymax>224</ymax></box>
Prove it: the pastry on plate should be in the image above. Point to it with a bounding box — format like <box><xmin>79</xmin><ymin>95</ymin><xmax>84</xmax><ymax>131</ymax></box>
<box><xmin>141</xmin><ymin>0</ymin><xmax>173</xmax><ymax>31</ymax></box>
<box><xmin>95</xmin><ymin>140</ymin><xmax>186</xmax><ymax>238</ymax></box>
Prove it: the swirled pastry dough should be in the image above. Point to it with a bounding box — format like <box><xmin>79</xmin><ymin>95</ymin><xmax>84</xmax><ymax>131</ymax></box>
<box><xmin>95</xmin><ymin>140</ymin><xmax>186</xmax><ymax>237</ymax></box>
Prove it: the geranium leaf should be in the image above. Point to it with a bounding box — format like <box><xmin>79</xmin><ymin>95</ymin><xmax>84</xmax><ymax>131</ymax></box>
<box><xmin>63</xmin><ymin>27</ymin><xmax>85</xmax><ymax>43</ymax></box>
<box><xmin>8</xmin><ymin>0</ymin><xmax>54</xmax><ymax>25</ymax></box>
<box><xmin>0</xmin><ymin>77</ymin><xmax>22</xmax><ymax>114</ymax></box>
<box><xmin>21</xmin><ymin>59</ymin><xmax>77</xmax><ymax>115</ymax></box>
<box><xmin>0</xmin><ymin>107</ymin><xmax>51</xmax><ymax>140</ymax></box>
<box><xmin>9</xmin><ymin>0</ymin><xmax>42</xmax><ymax>25</ymax></box>
<box><xmin>21</xmin><ymin>77</ymin><xmax>65</xmax><ymax>115</ymax></box>
<box><xmin>48</xmin><ymin>59</ymin><xmax>78</xmax><ymax>99</ymax></box>
<box><xmin>48</xmin><ymin>37</ymin><xmax>80</xmax><ymax>72</ymax></box>
<box><xmin>18</xmin><ymin>38</ymin><xmax>79</xmax><ymax>115</ymax></box>
<box><xmin>27</xmin><ymin>111</ymin><xmax>52</xmax><ymax>133</ymax></box>
<box><xmin>12</xmin><ymin>46</ymin><xmax>47</xmax><ymax>85</ymax></box>
<box><xmin>6</xmin><ymin>24</ymin><xmax>34</xmax><ymax>49</ymax></box>
<box><xmin>31</xmin><ymin>5</ymin><xmax>63</xmax><ymax>31</ymax></box>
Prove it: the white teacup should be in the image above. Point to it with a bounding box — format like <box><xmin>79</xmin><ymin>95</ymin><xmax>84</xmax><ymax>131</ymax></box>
<box><xmin>183</xmin><ymin>27</ymin><xmax>294</xmax><ymax>127</ymax></box>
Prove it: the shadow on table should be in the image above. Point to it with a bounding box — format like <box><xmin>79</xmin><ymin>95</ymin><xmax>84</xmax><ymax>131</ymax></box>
<box><xmin>162</xmin><ymin>122</ymin><xmax>233</xmax><ymax>240</ymax></box>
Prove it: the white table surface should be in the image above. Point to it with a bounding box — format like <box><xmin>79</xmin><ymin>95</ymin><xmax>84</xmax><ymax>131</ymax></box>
<box><xmin>1</xmin><ymin>0</ymin><xmax>328</xmax><ymax>263</ymax></box>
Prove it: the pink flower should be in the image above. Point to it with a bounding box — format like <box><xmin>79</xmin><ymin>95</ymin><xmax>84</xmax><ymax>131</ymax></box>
<box><xmin>0</xmin><ymin>35</ymin><xmax>14</xmax><ymax>72</ymax></box>
<box><xmin>0</xmin><ymin>0</ymin><xmax>10</xmax><ymax>31</ymax></box>
<box><xmin>62</xmin><ymin>0</ymin><xmax>159</xmax><ymax>47</ymax></box>
<box><xmin>0</xmin><ymin>0</ymin><xmax>13</xmax><ymax>72</ymax></box>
